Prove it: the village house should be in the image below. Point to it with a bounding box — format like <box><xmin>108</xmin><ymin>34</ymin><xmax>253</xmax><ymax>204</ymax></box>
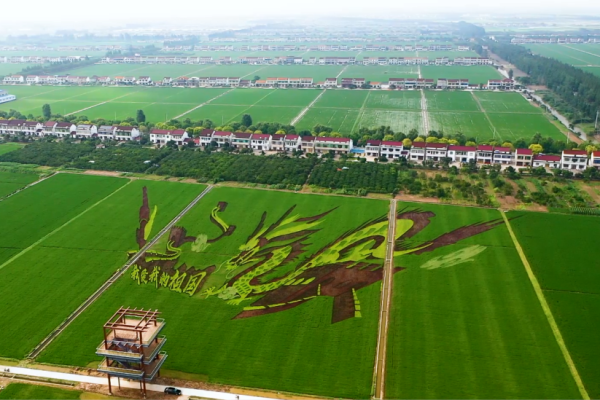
<box><xmin>424</xmin><ymin>143</ymin><xmax>449</xmax><ymax>162</ymax></box>
<box><xmin>409</xmin><ymin>142</ymin><xmax>426</xmax><ymax>161</ymax></box>
<box><xmin>137</xmin><ymin>76</ymin><xmax>153</xmax><ymax>85</ymax></box>
<box><xmin>270</xmin><ymin>134</ymin><xmax>285</xmax><ymax>151</ymax></box>
<box><xmin>447</xmin><ymin>145</ymin><xmax>477</xmax><ymax>163</ymax></box>
<box><xmin>492</xmin><ymin>146</ymin><xmax>514</xmax><ymax>165</ymax></box>
<box><xmin>514</xmin><ymin>148</ymin><xmax>533</xmax><ymax>167</ymax></box>
<box><xmin>250</xmin><ymin>133</ymin><xmax>272</xmax><ymax>151</ymax></box>
<box><xmin>300</xmin><ymin>136</ymin><xmax>316</xmax><ymax>153</ymax></box>
<box><xmin>2</xmin><ymin>75</ymin><xmax>24</xmax><ymax>84</ymax></box>
<box><xmin>561</xmin><ymin>149</ymin><xmax>588</xmax><ymax>170</ymax></box>
<box><xmin>114</xmin><ymin>126</ymin><xmax>140</xmax><ymax>141</ymax></box>
<box><xmin>365</xmin><ymin>140</ymin><xmax>381</xmax><ymax>157</ymax></box>
<box><xmin>212</xmin><ymin>131</ymin><xmax>233</xmax><ymax>147</ymax></box>
<box><xmin>54</xmin><ymin>122</ymin><xmax>77</xmax><ymax>137</ymax></box>
<box><xmin>314</xmin><ymin>137</ymin><xmax>353</xmax><ymax>154</ymax></box>
<box><xmin>74</xmin><ymin>124</ymin><xmax>98</xmax><ymax>138</ymax></box>
<box><xmin>476</xmin><ymin>145</ymin><xmax>494</xmax><ymax>164</ymax></box>
<box><xmin>284</xmin><ymin>134</ymin><xmax>301</xmax><ymax>151</ymax></box>
<box><xmin>22</xmin><ymin>121</ymin><xmax>43</xmax><ymax>136</ymax></box>
<box><xmin>589</xmin><ymin>151</ymin><xmax>600</xmax><ymax>169</ymax></box>
<box><xmin>42</xmin><ymin>121</ymin><xmax>57</xmax><ymax>135</ymax></box>
<box><xmin>97</xmin><ymin>125</ymin><xmax>116</xmax><ymax>140</ymax></box>
<box><xmin>533</xmin><ymin>154</ymin><xmax>561</xmax><ymax>169</ymax></box>
<box><xmin>232</xmin><ymin>132</ymin><xmax>252</xmax><ymax>149</ymax></box>
<box><xmin>380</xmin><ymin>141</ymin><xmax>405</xmax><ymax>159</ymax></box>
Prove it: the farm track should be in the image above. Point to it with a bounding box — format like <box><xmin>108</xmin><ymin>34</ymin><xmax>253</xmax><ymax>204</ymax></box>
<box><xmin>64</xmin><ymin>89</ymin><xmax>146</xmax><ymax>116</ymax></box>
<box><xmin>470</xmin><ymin>91</ymin><xmax>500</xmax><ymax>141</ymax></box>
<box><xmin>420</xmin><ymin>89</ymin><xmax>429</xmax><ymax>134</ymax></box>
<box><xmin>173</xmin><ymin>88</ymin><xmax>236</xmax><ymax>119</ymax></box>
<box><xmin>349</xmin><ymin>91</ymin><xmax>371</xmax><ymax>134</ymax></box>
<box><xmin>290</xmin><ymin>89</ymin><xmax>326</xmax><ymax>125</ymax></box>
<box><xmin>27</xmin><ymin>185</ymin><xmax>214</xmax><ymax>359</ymax></box>
<box><xmin>0</xmin><ymin>179</ymin><xmax>134</xmax><ymax>273</ymax></box>
<box><xmin>0</xmin><ymin>171</ymin><xmax>57</xmax><ymax>202</ymax></box>
<box><xmin>500</xmin><ymin>211</ymin><xmax>590</xmax><ymax>400</ymax></box>
<box><xmin>372</xmin><ymin>200</ymin><xmax>396</xmax><ymax>399</ymax></box>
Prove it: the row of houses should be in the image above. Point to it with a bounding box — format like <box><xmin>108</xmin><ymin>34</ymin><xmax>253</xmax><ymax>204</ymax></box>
<box><xmin>365</xmin><ymin>141</ymin><xmax>597</xmax><ymax>170</ymax></box>
<box><xmin>2</xmin><ymin>73</ymin><xmax>515</xmax><ymax>90</ymax></box>
<box><xmin>0</xmin><ymin>90</ymin><xmax>16</xmax><ymax>104</ymax></box>
<box><xmin>98</xmin><ymin>55</ymin><xmax>491</xmax><ymax>66</ymax></box>
<box><xmin>151</xmin><ymin>129</ymin><xmax>599</xmax><ymax>171</ymax></box>
<box><xmin>0</xmin><ymin>45</ymin><xmax>121</xmax><ymax>52</ymax></box>
<box><xmin>163</xmin><ymin>44</ymin><xmax>470</xmax><ymax>52</ymax></box>
<box><xmin>0</xmin><ymin>120</ymin><xmax>140</xmax><ymax>140</ymax></box>
<box><xmin>0</xmin><ymin>56</ymin><xmax>84</xmax><ymax>64</ymax></box>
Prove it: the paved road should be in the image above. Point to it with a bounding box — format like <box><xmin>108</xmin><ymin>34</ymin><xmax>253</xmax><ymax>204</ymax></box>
<box><xmin>0</xmin><ymin>365</ymin><xmax>270</xmax><ymax>400</ymax></box>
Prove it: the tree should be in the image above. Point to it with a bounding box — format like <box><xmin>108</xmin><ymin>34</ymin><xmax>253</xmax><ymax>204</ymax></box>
<box><xmin>242</xmin><ymin>114</ymin><xmax>253</xmax><ymax>127</ymax></box>
<box><xmin>529</xmin><ymin>144</ymin><xmax>544</xmax><ymax>154</ymax></box>
<box><xmin>42</xmin><ymin>104</ymin><xmax>51</xmax><ymax>120</ymax></box>
<box><xmin>136</xmin><ymin>110</ymin><xmax>146</xmax><ymax>123</ymax></box>
<box><xmin>508</xmin><ymin>69</ymin><xmax>514</xmax><ymax>79</ymax></box>
<box><xmin>402</xmin><ymin>138</ymin><xmax>412</xmax><ymax>148</ymax></box>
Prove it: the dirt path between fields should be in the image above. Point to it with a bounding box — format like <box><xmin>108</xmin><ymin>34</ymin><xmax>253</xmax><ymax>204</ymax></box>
<box><xmin>372</xmin><ymin>200</ymin><xmax>396</xmax><ymax>399</ymax></box>
<box><xmin>26</xmin><ymin>186</ymin><xmax>214</xmax><ymax>359</ymax></box>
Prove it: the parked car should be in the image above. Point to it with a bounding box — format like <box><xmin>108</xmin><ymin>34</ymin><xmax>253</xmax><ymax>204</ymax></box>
<box><xmin>164</xmin><ymin>387</ymin><xmax>182</xmax><ymax>395</ymax></box>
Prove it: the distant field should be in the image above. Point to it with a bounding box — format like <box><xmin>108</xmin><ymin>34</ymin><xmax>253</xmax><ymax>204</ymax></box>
<box><xmin>364</xmin><ymin>90</ymin><xmax>421</xmax><ymax>110</ymax></box>
<box><xmin>473</xmin><ymin>91</ymin><xmax>542</xmax><ymax>113</ymax></box>
<box><xmin>581</xmin><ymin>66</ymin><xmax>600</xmax><ymax>76</ymax></box>
<box><xmin>0</xmin><ymin>174</ymin><xmax>204</xmax><ymax>359</ymax></box>
<box><xmin>428</xmin><ymin>111</ymin><xmax>493</xmax><ymax>137</ymax></box>
<box><xmin>420</xmin><ymin>65</ymin><xmax>503</xmax><ymax>84</ymax></box>
<box><xmin>526</xmin><ymin>44</ymin><xmax>600</xmax><ymax>66</ymax></box>
<box><xmin>509</xmin><ymin>211</ymin><xmax>600</xmax><ymax>399</ymax></box>
<box><xmin>340</xmin><ymin>65</ymin><xmax>420</xmax><ymax>82</ymax></box>
<box><xmin>425</xmin><ymin>91</ymin><xmax>479</xmax><ymax>112</ymax></box>
<box><xmin>385</xmin><ymin>203</ymin><xmax>581</xmax><ymax>399</ymax></box>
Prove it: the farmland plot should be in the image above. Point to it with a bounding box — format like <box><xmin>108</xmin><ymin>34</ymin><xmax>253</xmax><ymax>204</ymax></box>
<box><xmin>509</xmin><ymin>211</ymin><xmax>600</xmax><ymax>399</ymax></box>
<box><xmin>473</xmin><ymin>91</ymin><xmax>542</xmax><ymax>113</ymax></box>
<box><xmin>385</xmin><ymin>203</ymin><xmax>580</xmax><ymax>399</ymax></box>
<box><xmin>0</xmin><ymin>176</ymin><xmax>204</xmax><ymax>358</ymax></box>
<box><xmin>487</xmin><ymin>112</ymin><xmax>565</xmax><ymax>141</ymax></box>
<box><xmin>0</xmin><ymin>170</ymin><xmax>39</xmax><ymax>198</ymax></box>
<box><xmin>365</xmin><ymin>90</ymin><xmax>422</xmax><ymax>110</ymax></box>
<box><xmin>428</xmin><ymin>111</ymin><xmax>493</xmax><ymax>138</ymax></box>
<box><xmin>425</xmin><ymin>91</ymin><xmax>480</xmax><ymax>112</ymax></box>
<box><xmin>40</xmin><ymin>187</ymin><xmax>388</xmax><ymax>399</ymax></box>
<box><xmin>358</xmin><ymin>110</ymin><xmax>422</xmax><ymax>133</ymax></box>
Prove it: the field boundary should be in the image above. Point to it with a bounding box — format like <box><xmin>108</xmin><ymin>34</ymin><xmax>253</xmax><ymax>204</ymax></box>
<box><xmin>27</xmin><ymin>185</ymin><xmax>214</xmax><ymax>359</ymax></box>
<box><xmin>0</xmin><ymin>179</ymin><xmax>133</xmax><ymax>273</ymax></box>
<box><xmin>173</xmin><ymin>88</ymin><xmax>235</xmax><ymax>119</ymax></box>
<box><xmin>500</xmin><ymin>211</ymin><xmax>590</xmax><ymax>400</ymax></box>
<box><xmin>372</xmin><ymin>200</ymin><xmax>396</xmax><ymax>399</ymax></box>
<box><xmin>290</xmin><ymin>89</ymin><xmax>326</xmax><ymax>125</ymax></box>
<box><xmin>470</xmin><ymin>91</ymin><xmax>500</xmax><ymax>141</ymax></box>
<box><xmin>420</xmin><ymin>89</ymin><xmax>429</xmax><ymax>134</ymax></box>
<box><xmin>350</xmin><ymin>90</ymin><xmax>371</xmax><ymax>134</ymax></box>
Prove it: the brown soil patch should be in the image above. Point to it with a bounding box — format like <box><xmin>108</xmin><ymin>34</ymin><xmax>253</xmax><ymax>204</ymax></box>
<box><xmin>83</xmin><ymin>170</ymin><xmax>123</xmax><ymax>177</ymax></box>
<box><xmin>395</xmin><ymin>193</ymin><xmax>441</xmax><ymax>204</ymax></box>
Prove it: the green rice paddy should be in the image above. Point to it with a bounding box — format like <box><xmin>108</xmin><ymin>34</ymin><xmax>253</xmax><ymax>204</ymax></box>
<box><xmin>0</xmin><ymin>383</ymin><xmax>82</xmax><ymax>399</ymax></box>
<box><xmin>0</xmin><ymin>174</ymin><xmax>204</xmax><ymax>358</ymax></box>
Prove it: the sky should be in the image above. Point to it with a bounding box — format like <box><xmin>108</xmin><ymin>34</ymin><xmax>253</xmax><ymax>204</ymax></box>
<box><xmin>2</xmin><ymin>0</ymin><xmax>600</xmax><ymax>32</ymax></box>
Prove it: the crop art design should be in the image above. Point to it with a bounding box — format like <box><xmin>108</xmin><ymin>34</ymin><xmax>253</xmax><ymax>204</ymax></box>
<box><xmin>129</xmin><ymin>188</ymin><xmax>503</xmax><ymax>323</ymax></box>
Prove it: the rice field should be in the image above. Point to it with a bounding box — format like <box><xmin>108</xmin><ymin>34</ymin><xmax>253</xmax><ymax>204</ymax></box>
<box><xmin>385</xmin><ymin>203</ymin><xmax>581</xmax><ymax>399</ymax></box>
<box><xmin>509</xmin><ymin>211</ymin><xmax>600</xmax><ymax>399</ymax></box>
<box><xmin>0</xmin><ymin>170</ymin><xmax>39</xmax><ymax>198</ymax></box>
<box><xmin>526</xmin><ymin>44</ymin><xmax>600</xmax><ymax>67</ymax></box>
<box><xmin>420</xmin><ymin>65</ymin><xmax>503</xmax><ymax>84</ymax></box>
<box><xmin>0</xmin><ymin>174</ymin><xmax>204</xmax><ymax>359</ymax></box>
<box><xmin>0</xmin><ymin>84</ymin><xmax>567</xmax><ymax>140</ymax></box>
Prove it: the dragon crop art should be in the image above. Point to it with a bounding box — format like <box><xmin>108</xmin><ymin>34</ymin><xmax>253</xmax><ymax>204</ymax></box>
<box><xmin>129</xmin><ymin>188</ymin><xmax>503</xmax><ymax>323</ymax></box>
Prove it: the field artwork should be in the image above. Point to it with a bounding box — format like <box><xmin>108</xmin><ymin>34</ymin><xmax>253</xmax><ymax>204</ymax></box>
<box><xmin>130</xmin><ymin>188</ymin><xmax>502</xmax><ymax>324</ymax></box>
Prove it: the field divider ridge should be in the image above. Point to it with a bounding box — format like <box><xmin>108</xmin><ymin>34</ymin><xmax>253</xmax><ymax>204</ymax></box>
<box><xmin>0</xmin><ymin>179</ymin><xmax>134</xmax><ymax>273</ymax></box>
<box><xmin>290</xmin><ymin>89</ymin><xmax>326</xmax><ymax>125</ymax></box>
<box><xmin>372</xmin><ymin>199</ymin><xmax>396</xmax><ymax>399</ymax></box>
<box><xmin>0</xmin><ymin>171</ymin><xmax>58</xmax><ymax>202</ymax></box>
<box><xmin>336</xmin><ymin>65</ymin><xmax>349</xmax><ymax>78</ymax></box>
<box><xmin>420</xmin><ymin>89</ymin><xmax>430</xmax><ymax>135</ymax></box>
<box><xmin>173</xmin><ymin>88</ymin><xmax>236</xmax><ymax>119</ymax></box>
<box><xmin>26</xmin><ymin>184</ymin><xmax>214</xmax><ymax>359</ymax></box>
<box><xmin>64</xmin><ymin>88</ymin><xmax>144</xmax><ymax>116</ymax></box>
<box><xmin>470</xmin><ymin>91</ymin><xmax>501</xmax><ymax>142</ymax></box>
<box><xmin>350</xmin><ymin>90</ymin><xmax>371</xmax><ymax>135</ymax></box>
<box><xmin>499</xmin><ymin>210</ymin><xmax>589</xmax><ymax>400</ymax></box>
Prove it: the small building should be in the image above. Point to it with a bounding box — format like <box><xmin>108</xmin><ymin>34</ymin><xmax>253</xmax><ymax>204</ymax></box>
<box><xmin>314</xmin><ymin>137</ymin><xmax>353</xmax><ymax>154</ymax></box>
<box><xmin>365</xmin><ymin>140</ymin><xmax>381</xmax><ymax>157</ymax></box>
<box><xmin>409</xmin><ymin>141</ymin><xmax>426</xmax><ymax>161</ymax></box>
<box><xmin>533</xmin><ymin>154</ymin><xmax>561</xmax><ymax>169</ymax></box>
<box><xmin>447</xmin><ymin>145</ymin><xmax>477</xmax><ymax>163</ymax></box>
<box><xmin>250</xmin><ymin>133</ymin><xmax>272</xmax><ymax>151</ymax></box>
<box><xmin>380</xmin><ymin>141</ymin><xmax>404</xmax><ymax>159</ymax></box>
<box><xmin>232</xmin><ymin>132</ymin><xmax>252</xmax><ymax>149</ymax></box>
<box><xmin>270</xmin><ymin>134</ymin><xmax>285</xmax><ymax>152</ymax></box>
<box><xmin>492</xmin><ymin>146</ymin><xmax>514</xmax><ymax>165</ymax></box>
<box><xmin>212</xmin><ymin>131</ymin><xmax>233</xmax><ymax>147</ymax></box>
<box><xmin>476</xmin><ymin>145</ymin><xmax>494</xmax><ymax>164</ymax></box>
<box><xmin>197</xmin><ymin>129</ymin><xmax>215</xmax><ymax>146</ymax></box>
<box><xmin>75</xmin><ymin>124</ymin><xmax>98</xmax><ymax>138</ymax></box>
<box><xmin>514</xmin><ymin>148</ymin><xmax>533</xmax><ymax>167</ymax></box>
<box><xmin>0</xmin><ymin>90</ymin><xmax>16</xmax><ymax>104</ymax></box>
<box><xmin>424</xmin><ymin>143</ymin><xmax>449</xmax><ymax>162</ymax></box>
<box><xmin>284</xmin><ymin>134</ymin><xmax>301</xmax><ymax>151</ymax></box>
<box><xmin>561</xmin><ymin>149</ymin><xmax>588</xmax><ymax>170</ymax></box>
<box><xmin>98</xmin><ymin>125</ymin><xmax>116</xmax><ymax>140</ymax></box>
<box><xmin>300</xmin><ymin>136</ymin><xmax>316</xmax><ymax>153</ymax></box>
<box><xmin>589</xmin><ymin>151</ymin><xmax>600</xmax><ymax>169</ymax></box>
<box><xmin>114</xmin><ymin>126</ymin><xmax>140</xmax><ymax>141</ymax></box>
